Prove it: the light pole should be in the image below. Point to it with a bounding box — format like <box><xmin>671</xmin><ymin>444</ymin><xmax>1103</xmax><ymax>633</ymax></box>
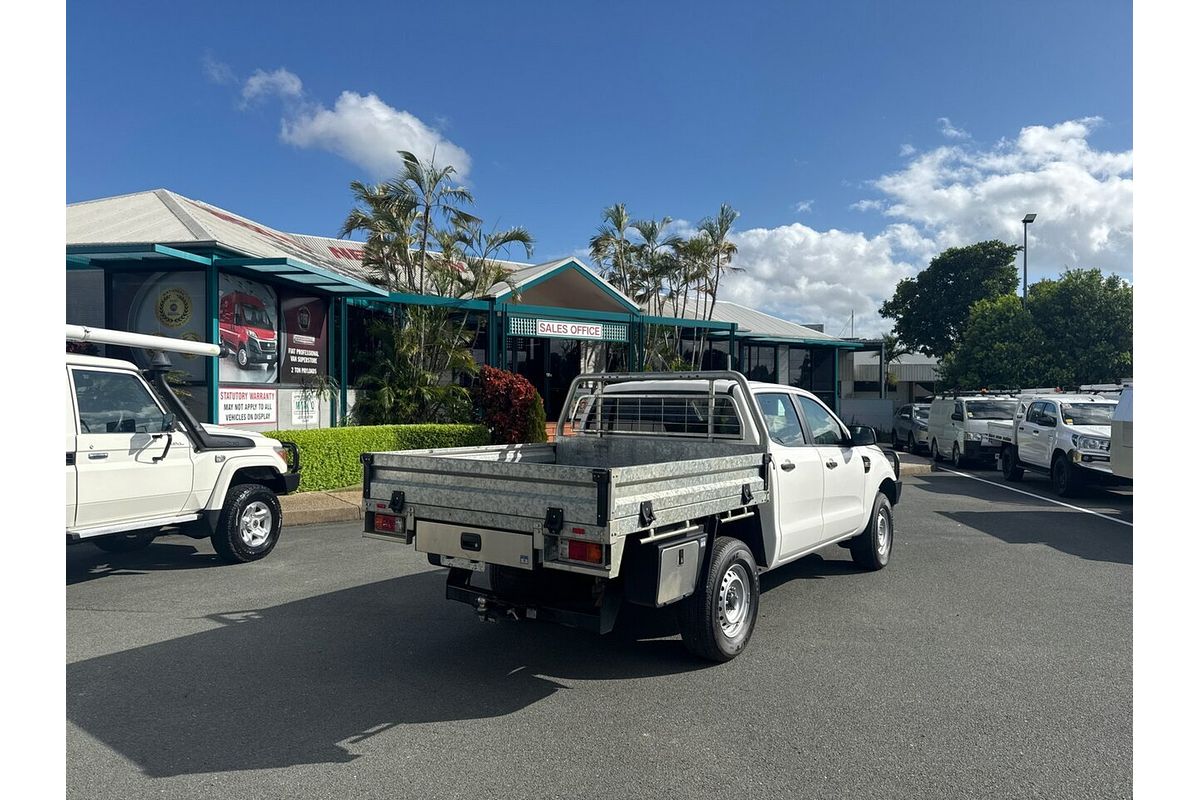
<box><xmin>1021</xmin><ymin>213</ymin><xmax>1037</xmax><ymax>306</ymax></box>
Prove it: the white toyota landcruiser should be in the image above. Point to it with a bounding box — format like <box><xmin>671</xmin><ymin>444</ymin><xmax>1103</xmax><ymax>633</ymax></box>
<box><xmin>66</xmin><ymin>326</ymin><xmax>301</xmax><ymax>561</ymax></box>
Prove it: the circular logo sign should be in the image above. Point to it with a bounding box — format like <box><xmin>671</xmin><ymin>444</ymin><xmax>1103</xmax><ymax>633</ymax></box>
<box><xmin>179</xmin><ymin>331</ymin><xmax>201</xmax><ymax>359</ymax></box>
<box><xmin>297</xmin><ymin>305</ymin><xmax>312</xmax><ymax>331</ymax></box>
<box><xmin>156</xmin><ymin>288</ymin><xmax>192</xmax><ymax>328</ymax></box>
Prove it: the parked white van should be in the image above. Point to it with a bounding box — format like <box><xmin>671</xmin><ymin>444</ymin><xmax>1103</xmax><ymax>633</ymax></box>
<box><xmin>928</xmin><ymin>393</ymin><xmax>1020</xmax><ymax>468</ymax></box>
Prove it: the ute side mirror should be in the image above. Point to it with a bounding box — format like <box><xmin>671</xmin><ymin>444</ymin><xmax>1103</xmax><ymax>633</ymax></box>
<box><xmin>951</xmin><ymin>411</ymin><xmax>964</xmax><ymax>421</ymax></box>
<box><xmin>161</xmin><ymin>412</ymin><xmax>177</xmax><ymax>432</ymax></box>
<box><xmin>849</xmin><ymin>425</ymin><xmax>877</xmax><ymax>446</ymax></box>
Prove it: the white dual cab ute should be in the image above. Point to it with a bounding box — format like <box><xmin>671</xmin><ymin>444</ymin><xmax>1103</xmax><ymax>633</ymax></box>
<box><xmin>65</xmin><ymin>325</ymin><xmax>301</xmax><ymax>562</ymax></box>
<box><xmin>984</xmin><ymin>391</ymin><xmax>1125</xmax><ymax>496</ymax></box>
<box><xmin>361</xmin><ymin>371</ymin><xmax>901</xmax><ymax>662</ymax></box>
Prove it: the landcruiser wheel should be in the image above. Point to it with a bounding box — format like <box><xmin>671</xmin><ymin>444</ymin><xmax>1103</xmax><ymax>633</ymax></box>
<box><xmin>212</xmin><ymin>484</ymin><xmax>282</xmax><ymax>563</ymax></box>
<box><xmin>951</xmin><ymin>442</ymin><xmax>963</xmax><ymax>468</ymax></box>
<box><xmin>849</xmin><ymin>492</ymin><xmax>893</xmax><ymax>570</ymax></box>
<box><xmin>1001</xmin><ymin>447</ymin><xmax>1024</xmax><ymax>481</ymax></box>
<box><xmin>1051</xmin><ymin>455</ymin><xmax>1081</xmax><ymax>498</ymax></box>
<box><xmin>678</xmin><ymin>536</ymin><xmax>759</xmax><ymax>662</ymax></box>
<box><xmin>93</xmin><ymin>532</ymin><xmax>156</xmax><ymax>553</ymax></box>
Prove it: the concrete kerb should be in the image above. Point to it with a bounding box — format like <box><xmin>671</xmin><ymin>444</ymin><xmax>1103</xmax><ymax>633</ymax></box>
<box><xmin>280</xmin><ymin>452</ymin><xmax>934</xmax><ymax>528</ymax></box>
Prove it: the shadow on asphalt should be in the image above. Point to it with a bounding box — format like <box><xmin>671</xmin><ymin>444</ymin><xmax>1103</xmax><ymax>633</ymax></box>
<box><xmin>938</xmin><ymin>509</ymin><xmax>1131</xmax><ymax>565</ymax></box>
<box><xmin>66</xmin><ymin>541</ymin><xmax>224</xmax><ymax>586</ymax></box>
<box><xmin>67</xmin><ymin>548</ymin><xmax>864</xmax><ymax>778</ymax></box>
<box><xmin>911</xmin><ymin>469</ymin><xmax>1133</xmax><ymax>507</ymax></box>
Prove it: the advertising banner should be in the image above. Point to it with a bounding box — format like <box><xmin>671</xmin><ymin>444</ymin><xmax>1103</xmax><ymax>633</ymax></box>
<box><xmin>109</xmin><ymin>271</ymin><xmax>208</xmax><ymax>382</ymax></box>
<box><xmin>291</xmin><ymin>391</ymin><xmax>319</xmax><ymax>426</ymax></box>
<box><xmin>218</xmin><ymin>387</ymin><xmax>278</xmax><ymax>426</ymax></box>
<box><xmin>280</xmin><ymin>295</ymin><xmax>328</xmax><ymax>384</ymax></box>
<box><xmin>218</xmin><ymin>274</ymin><xmax>279</xmax><ymax>384</ymax></box>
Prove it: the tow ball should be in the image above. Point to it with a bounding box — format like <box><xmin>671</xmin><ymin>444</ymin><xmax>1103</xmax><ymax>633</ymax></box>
<box><xmin>475</xmin><ymin>596</ymin><xmax>522</xmax><ymax>623</ymax></box>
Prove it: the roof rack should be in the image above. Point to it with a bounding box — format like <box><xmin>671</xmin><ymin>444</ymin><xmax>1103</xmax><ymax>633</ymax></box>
<box><xmin>934</xmin><ymin>388</ymin><xmax>1022</xmax><ymax>398</ymax></box>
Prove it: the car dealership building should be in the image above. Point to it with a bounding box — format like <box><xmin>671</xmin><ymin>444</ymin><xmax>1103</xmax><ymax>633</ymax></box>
<box><xmin>67</xmin><ymin>189</ymin><xmax>868</xmax><ymax>431</ymax></box>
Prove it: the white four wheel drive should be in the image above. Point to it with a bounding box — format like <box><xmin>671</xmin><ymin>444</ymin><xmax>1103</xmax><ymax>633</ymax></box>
<box><xmin>65</xmin><ymin>326</ymin><xmax>301</xmax><ymax>562</ymax></box>
<box><xmin>986</xmin><ymin>393</ymin><xmax>1124</xmax><ymax>496</ymax></box>
<box><xmin>362</xmin><ymin>372</ymin><xmax>902</xmax><ymax>662</ymax></box>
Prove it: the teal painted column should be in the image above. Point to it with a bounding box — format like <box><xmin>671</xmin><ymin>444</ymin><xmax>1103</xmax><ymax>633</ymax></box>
<box><xmin>832</xmin><ymin>347</ymin><xmax>840</xmax><ymax>415</ymax></box>
<box><xmin>487</xmin><ymin>300</ymin><xmax>498</xmax><ymax>368</ymax></box>
<box><xmin>206</xmin><ymin>264</ymin><xmax>219</xmax><ymax>424</ymax></box>
<box><xmin>338</xmin><ymin>297</ymin><xmax>349</xmax><ymax>426</ymax></box>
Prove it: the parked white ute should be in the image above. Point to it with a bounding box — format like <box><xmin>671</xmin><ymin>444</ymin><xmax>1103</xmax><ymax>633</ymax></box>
<box><xmin>986</xmin><ymin>393</ymin><xmax>1124</xmax><ymax>496</ymax></box>
<box><xmin>66</xmin><ymin>325</ymin><xmax>301</xmax><ymax>561</ymax></box>
<box><xmin>361</xmin><ymin>372</ymin><xmax>901</xmax><ymax>662</ymax></box>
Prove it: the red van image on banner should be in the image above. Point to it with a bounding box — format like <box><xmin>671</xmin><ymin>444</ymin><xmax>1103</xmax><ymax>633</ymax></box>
<box><xmin>218</xmin><ymin>275</ymin><xmax>280</xmax><ymax>383</ymax></box>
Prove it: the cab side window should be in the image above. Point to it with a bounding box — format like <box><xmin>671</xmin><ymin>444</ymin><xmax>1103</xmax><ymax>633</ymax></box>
<box><xmin>754</xmin><ymin>393</ymin><xmax>806</xmax><ymax>447</ymax></box>
<box><xmin>73</xmin><ymin>370</ymin><xmax>165</xmax><ymax>434</ymax></box>
<box><xmin>1026</xmin><ymin>402</ymin><xmax>1042</xmax><ymax>424</ymax></box>
<box><xmin>797</xmin><ymin>396</ymin><xmax>845</xmax><ymax>446</ymax></box>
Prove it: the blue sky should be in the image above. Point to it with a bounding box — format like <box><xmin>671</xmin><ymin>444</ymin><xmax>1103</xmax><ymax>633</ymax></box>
<box><xmin>66</xmin><ymin>0</ymin><xmax>1131</xmax><ymax>335</ymax></box>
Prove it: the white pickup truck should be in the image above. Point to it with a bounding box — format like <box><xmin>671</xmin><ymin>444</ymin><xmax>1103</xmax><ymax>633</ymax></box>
<box><xmin>986</xmin><ymin>393</ymin><xmax>1122</xmax><ymax>496</ymax></box>
<box><xmin>66</xmin><ymin>325</ymin><xmax>301</xmax><ymax>561</ymax></box>
<box><xmin>361</xmin><ymin>372</ymin><xmax>901</xmax><ymax>661</ymax></box>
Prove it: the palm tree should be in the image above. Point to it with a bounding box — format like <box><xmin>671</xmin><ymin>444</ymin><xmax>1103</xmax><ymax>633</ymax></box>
<box><xmin>340</xmin><ymin>180</ymin><xmax>419</xmax><ymax>291</ymax></box>
<box><xmin>589</xmin><ymin>203</ymin><xmax>634</xmax><ymax>296</ymax></box>
<box><xmin>697</xmin><ymin>203</ymin><xmax>740</xmax><ymax>321</ymax></box>
<box><xmin>388</xmin><ymin>150</ymin><xmax>480</xmax><ymax>293</ymax></box>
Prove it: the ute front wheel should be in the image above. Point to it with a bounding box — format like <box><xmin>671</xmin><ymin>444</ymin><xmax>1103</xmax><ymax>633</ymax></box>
<box><xmin>849</xmin><ymin>492</ymin><xmax>893</xmax><ymax>570</ymax></box>
<box><xmin>212</xmin><ymin>484</ymin><xmax>282</xmax><ymax>563</ymax></box>
<box><xmin>678</xmin><ymin>536</ymin><xmax>760</xmax><ymax>662</ymax></box>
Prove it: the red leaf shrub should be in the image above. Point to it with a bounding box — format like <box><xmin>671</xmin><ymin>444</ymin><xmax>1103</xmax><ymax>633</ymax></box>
<box><xmin>476</xmin><ymin>366</ymin><xmax>548</xmax><ymax>444</ymax></box>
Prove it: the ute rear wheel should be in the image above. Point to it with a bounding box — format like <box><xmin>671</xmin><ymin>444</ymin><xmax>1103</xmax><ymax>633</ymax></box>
<box><xmin>211</xmin><ymin>483</ymin><xmax>282</xmax><ymax>563</ymax></box>
<box><xmin>1001</xmin><ymin>447</ymin><xmax>1024</xmax><ymax>481</ymax></box>
<box><xmin>678</xmin><ymin>536</ymin><xmax>760</xmax><ymax>662</ymax></box>
<box><xmin>849</xmin><ymin>492</ymin><xmax>893</xmax><ymax>570</ymax></box>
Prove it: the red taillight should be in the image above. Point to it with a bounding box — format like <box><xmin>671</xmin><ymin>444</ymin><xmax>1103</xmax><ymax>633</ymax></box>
<box><xmin>374</xmin><ymin>513</ymin><xmax>397</xmax><ymax>533</ymax></box>
<box><xmin>568</xmin><ymin>540</ymin><xmax>603</xmax><ymax>564</ymax></box>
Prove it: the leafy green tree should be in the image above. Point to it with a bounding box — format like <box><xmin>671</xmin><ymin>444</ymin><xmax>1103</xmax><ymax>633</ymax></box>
<box><xmin>1027</xmin><ymin>269</ymin><xmax>1133</xmax><ymax>384</ymax></box>
<box><xmin>880</xmin><ymin>240</ymin><xmax>1021</xmax><ymax>358</ymax></box>
<box><xmin>939</xmin><ymin>269</ymin><xmax>1132</xmax><ymax>388</ymax></box>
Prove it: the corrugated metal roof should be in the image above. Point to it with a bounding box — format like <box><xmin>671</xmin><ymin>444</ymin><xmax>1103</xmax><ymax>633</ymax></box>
<box><xmin>656</xmin><ymin>297</ymin><xmax>840</xmax><ymax>341</ymax></box>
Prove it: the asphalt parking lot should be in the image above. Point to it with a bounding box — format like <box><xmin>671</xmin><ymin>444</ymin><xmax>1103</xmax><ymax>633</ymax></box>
<box><xmin>66</xmin><ymin>473</ymin><xmax>1132</xmax><ymax>800</ymax></box>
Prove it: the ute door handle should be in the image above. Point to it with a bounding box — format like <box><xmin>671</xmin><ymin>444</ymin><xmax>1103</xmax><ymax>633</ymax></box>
<box><xmin>825</xmin><ymin>459</ymin><xmax>838</xmax><ymax>469</ymax></box>
<box><xmin>1031</xmin><ymin>430</ymin><xmax>1040</xmax><ymax>436</ymax></box>
<box><xmin>780</xmin><ymin>460</ymin><xmax>796</xmax><ymax>472</ymax></box>
<box><xmin>87</xmin><ymin>452</ymin><xmax>108</xmax><ymax>460</ymax></box>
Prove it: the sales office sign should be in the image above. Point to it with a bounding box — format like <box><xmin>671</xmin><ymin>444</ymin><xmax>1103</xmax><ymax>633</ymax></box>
<box><xmin>536</xmin><ymin>319</ymin><xmax>604</xmax><ymax>340</ymax></box>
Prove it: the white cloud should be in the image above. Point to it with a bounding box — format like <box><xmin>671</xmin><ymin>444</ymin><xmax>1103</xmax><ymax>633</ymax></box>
<box><xmin>938</xmin><ymin>117</ymin><xmax>970</xmax><ymax>139</ymax></box>
<box><xmin>793</xmin><ymin>200</ymin><xmax>814</xmax><ymax>213</ymax></box>
<box><xmin>202</xmin><ymin>53</ymin><xmax>235</xmax><ymax>85</ymax></box>
<box><xmin>280</xmin><ymin>90</ymin><xmax>471</xmax><ymax>179</ymax></box>
<box><xmin>899</xmin><ymin>143</ymin><xmax>917</xmax><ymax>157</ymax></box>
<box><xmin>241</xmin><ymin>68</ymin><xmax>304</xmax><ymax>107</ymax></box>
<box><xmin>717</xmin><ymin>116</ymin><xmax>1131</xmax><ymax>337</ymax></box>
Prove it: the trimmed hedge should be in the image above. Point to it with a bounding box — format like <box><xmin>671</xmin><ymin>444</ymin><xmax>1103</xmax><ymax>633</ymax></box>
<box><xmin>264</xmin><ymin>424</ymin><xmax>490</xmax><ymax>492</ymax></box>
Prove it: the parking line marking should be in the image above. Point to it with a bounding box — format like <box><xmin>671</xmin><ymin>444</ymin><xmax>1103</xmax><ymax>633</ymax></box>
<box><xmin>934</xmin><ymin>467</ymin><xmax>1134</xmax><ymax>528</ymax></box>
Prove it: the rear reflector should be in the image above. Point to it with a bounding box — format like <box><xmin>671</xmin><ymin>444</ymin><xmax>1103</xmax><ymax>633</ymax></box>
<box><xmin>568</xmin><ymin>540</ymin><xmax>603</xmax><ymax>564</ymax></box>
<box><xmin>374</xmin><ymin>513</ymin><xmax>397</xmax><ymax>533</ymax></box>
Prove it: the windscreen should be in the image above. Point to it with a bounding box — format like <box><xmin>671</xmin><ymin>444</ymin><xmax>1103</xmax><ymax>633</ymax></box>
<box><xmin>1060</xmin><ymin>403</ymin><xmax>1115</xmax><ymax>426</ymax></box>
<box><xmin>964</xmin><ymin>399</ymin><xmax>1018</xmax><ymax>420</ymax></box>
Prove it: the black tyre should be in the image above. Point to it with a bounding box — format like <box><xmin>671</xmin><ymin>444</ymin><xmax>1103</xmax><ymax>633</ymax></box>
<box><xmin>1001</xmin><ymin>447</ymin><xmax>1024</xmax><ymax>481</ymax></box>
<box><xmin>849</xmin><ymin>492</ymin><xmax>893</xmax><ymax>571</ymax></box>
<box><xmin>908</xmin><ymin>432</ymin><xmax>918</xmax><ymax>452</ymax></box>
<box><xmin>892</xmin><ymin>430</ymin><xmax>904</xmax><ymax>451</ymax></box>
<box><xmin>1051</xmin><ymin>454</ymin><xmax>1081</xmax><ymax>498</ymax></box>
<box><xmin>677</xmin><ymin>536</ymin><xmax>760</xmax><ymax>662</ymax></box>
<box><xmin>951</xmin><ymin>442</ymin><xmax>963</xmax><ymax>468</ymax></box>
<box><xmin>93</xmin><ymin>532</ymin><xmax>156</xmax><ymax>553</ymax></box>
<box><xmin>931</xmin><ymin>439</ymin><xmax>943</xmax><ymax>462</ymax></box>
<box><xmin>211</xmin><ymin>483</ymin><xmax>282</xmax><ymax>564</ymax></box>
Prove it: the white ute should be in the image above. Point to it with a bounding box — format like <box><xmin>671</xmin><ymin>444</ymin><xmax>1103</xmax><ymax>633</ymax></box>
<box><xmin>987</xmin><ymin>392</ymin><xmax>1125</xmax><ymax>496</ymax></box>
<box><xmin>66</xmin><ymin>325</ymin><xmax>301</xmax><ymax>561</ymax></box>
<box><xmin>361</xmin><ymin>372</ymin><xmax>901</xmax><ymax>662</ymax></box>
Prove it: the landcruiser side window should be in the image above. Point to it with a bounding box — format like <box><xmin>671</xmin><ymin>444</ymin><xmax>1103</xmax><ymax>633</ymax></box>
<box><xmin>796</xmin><ymin>396</ymin><xmax>845</xmax><ymax>446</ymax></box>
<box><xmin>755</xmin><ymin>393</ymin><xmax>806</xmax><ymax>447</ymax></box>
<box><xmin>73</xmin><ymin>369</ymin><xmax>166</xmax><ymax>435</ymax></box>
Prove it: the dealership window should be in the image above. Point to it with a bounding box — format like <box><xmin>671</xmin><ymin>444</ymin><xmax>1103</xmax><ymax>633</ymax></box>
<box><xmin>739</xmin><ymin>344</ymin><xmax>777</xmax><ymax>383</ymax></box>
<box><xmin>786</xmin><ymin>345</ymin><xmax>836</xmax><ymax>407</ymax></box>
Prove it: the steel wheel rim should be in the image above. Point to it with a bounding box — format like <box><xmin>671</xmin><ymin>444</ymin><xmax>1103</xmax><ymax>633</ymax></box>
<box><xmin>239</xmin><ymin>501</ymin><xmax>272</xmax><ymax>547</ymax></box>
<box><xmin>718</xmin><ymin>563</ymin><xmax>750</xmax><ymax>639</ymax></box>
<box><xmin>876</xmin><ymin>509</ymin><xmax>891</xmax><ymax>556</ymax></box>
